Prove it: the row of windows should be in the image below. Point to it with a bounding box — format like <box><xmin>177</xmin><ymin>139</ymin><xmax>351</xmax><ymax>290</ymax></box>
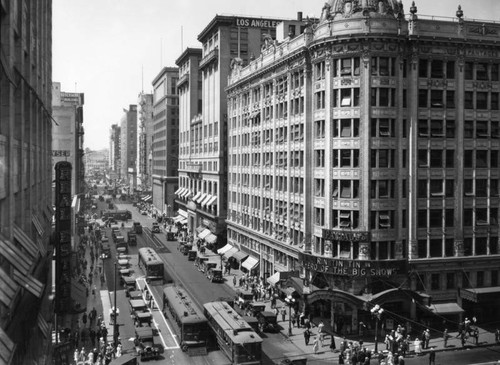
<box><xmin>417</xmin><ymin>238</ymin><xmax>499</xmax><ymax>262</ymax></box>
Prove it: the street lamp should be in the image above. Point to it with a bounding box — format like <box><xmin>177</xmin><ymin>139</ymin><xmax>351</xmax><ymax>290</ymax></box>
<box><xmin>284</xmin><ymin>294</ymin><xmax>296</xmax><ymax>336</ymax></box>
<box><xmin>370</xmin><ymin>304</ymin><xmax>384</xmax><ymax>353</ymax></box>
<box><xmin>113</xmin><ymin>261</ymin><xmax>119</xmax><ymax>349</ymax></box>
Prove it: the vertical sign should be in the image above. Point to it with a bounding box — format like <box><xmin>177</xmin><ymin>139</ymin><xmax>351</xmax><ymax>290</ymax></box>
<box><xmin>55</xmin><ymin>162</ymin><xmax>72</xmax><ymax>314</ymax></box>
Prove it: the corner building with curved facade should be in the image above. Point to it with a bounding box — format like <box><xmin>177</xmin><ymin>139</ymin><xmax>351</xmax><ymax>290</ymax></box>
<box><xmin>226</xmin><ymin>0</ymin><xmax>500</xmax><ymax>335</ymax></box>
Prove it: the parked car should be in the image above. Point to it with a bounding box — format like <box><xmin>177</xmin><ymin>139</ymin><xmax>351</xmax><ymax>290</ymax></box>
<box><xmin>256</xmin><ymin>311</ymin><xmax>279</xmax><ymax>333</ymax></box>
<box><xmin>134</xmin><ymin>327</ymin><xmax>164</xmax><ymax>361</ymax></box>
<box><xmin>207</xmin><ymin>268</ymin><xmax>223</xmax><ymax>283</ymax></box>
<box><xmin>152</xmin><ymin>222</ymin><xmax>160</xmax><ymax>233</ymax></box>
<box><xmin>127</xmin><ymin>231</ymin><xmax>137</xmax><ymax>246</ymax></box>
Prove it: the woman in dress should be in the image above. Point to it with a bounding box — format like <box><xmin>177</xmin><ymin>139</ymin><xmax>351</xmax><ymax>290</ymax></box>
<box><xmin>414</xmin><ymin>336</ymin><xmax>422</xmax><ymax>356</ymax></box>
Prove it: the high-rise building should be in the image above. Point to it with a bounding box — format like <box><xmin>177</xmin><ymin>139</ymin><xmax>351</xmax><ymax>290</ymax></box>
<box><xmin>109</xmin><ymin>124</ymin><xmax>121</xmax><ymax>180</ymax></box>
<box><xmin>120</xmin><ymin>105</ymin><xmax>138</xmax><ymax>190</ymax></box>
<box><xmin>137</xmin><ymin>92</ymin><xmax>154</xmax><ymax>192</ymax></box>
<box><xmin>0</xmin><ymin>1</ymin><xmax>54</xmax><ymax>363</ymax></box>
<box><xmin>175</xmin><ymin>14</ymin><xmax>308</xmax><ymax>249</ymax></box>
<box><xmin>151</xmin><ymin>67</ymin><xmax>179</xmax><ymax>216</ymax></box>
<box><xmin>52</xmin><ymin>82</ymin><xmax>85</xmax><ymax>196</ymax></box>
<box><xmin>84</xmin><ymin>149</ymin><xmax>109</xmax><ymax>175</ymax></box>
<box><xmin>226</xmin><ymin>0</ymin><xmax>500</xmax><ymax>333</ymax></box>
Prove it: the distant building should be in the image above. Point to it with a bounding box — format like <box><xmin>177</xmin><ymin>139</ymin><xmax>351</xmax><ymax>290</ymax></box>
<box><xmin>52</xmin><ymin>82</ymin><xmax>85</xmax><ymax>196</ymax></box>
<box><xmin>84</xmin><ymin>149</ymin><xmax>109</xmax><ymax>175</ymax></box>
<box><xmin>151</xmin><ymin>67</ymin><xmax>179</xmax><ymax>214</ymax></box>
<box><xmin>109</xmin><ymin>124</ymin><xmax>121</xmax><ymax>179</ymax></box>
<box><xmin>120</xmin><ymin>105</ymin><xmax>138</xmax><ymax>190</ymax></box>
<box><xmin>226</xmin><ymin>0</ymin><xmax>500</xmax><ymax>334</ymax></box>
<box><xmin>175</xmin><ymin>13</ymin><xmax>310</xmax><ymax>251</ymax></box>
<box><xmin>0</xmin><ymin>0</ymin><xmax>54</xmax><ymax>363</ymax></box>
<box><xmin>137</xmin><ymin>92</ymin><xmax>154</xmax><ymax>192</ymax></box>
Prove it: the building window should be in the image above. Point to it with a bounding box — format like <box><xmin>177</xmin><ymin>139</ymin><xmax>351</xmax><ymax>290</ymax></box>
<box><xmin>431</xmin><ymin>273</ymin><xmax>440</xmax><ymax>290</ymax></box>
<box><xmin>314</xmin><ymin>120</ymin><xmax>325</xmax><ymax>139</ymax></box>
<box><xmin>446</xmin><ymin>273</ymin><xmax>455</xmax><ymax>289</ymax></box>
<box><xmin>464</xmin><ymin>92</ymin><xmax>474</xmax><ymax>109</ymax></box>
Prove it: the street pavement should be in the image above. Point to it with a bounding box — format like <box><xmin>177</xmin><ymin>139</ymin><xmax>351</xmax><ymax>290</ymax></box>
<box><xmin>79</xmin><ymin>199</ymin><xmax>500</xmax><ymax>364</ymax></box>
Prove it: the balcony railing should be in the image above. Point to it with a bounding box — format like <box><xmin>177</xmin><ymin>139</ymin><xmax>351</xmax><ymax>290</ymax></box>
<box><xmin>199</xmin><ymin>47</ymin><xmax>218</xmax><ymax>70</ymax></box>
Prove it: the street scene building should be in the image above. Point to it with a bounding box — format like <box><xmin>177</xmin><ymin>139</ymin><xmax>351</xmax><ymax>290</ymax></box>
<box><xmin>0</xmin><ymin>0</ymin><xmax>54</xmax><ymax>363</ymax></box>
<box><xmin>137</xmin><ymin>92</ymin><xmax>154</xmax><ymax>192</ymax></box>
<box><xmin>226</xmin><ymin>0</ymin><xmax>500</xmax><ymax>334</ymax></box>
<box><xmin>120</xmin><ymin>105</ymin><xmax>138</xmax><ymax>192</ymax></box>
<box><xmin>52</xmin><ymin>82</ymin><xmax>86</xmax><ymax>196</ymax></box>
<box><xmin>109</xmin><ymin>124</ymin><xmax>121</xmax><ymax>179</ymax></box>
<box><xmin>151</xmin><ymin>67</ymin><xmax>179</xmax><ymax>215</ymax></box>
<box><xmin>174</xmin><ymin>14</ymin><xmax>310</xmax><ymax>251</ymax></box>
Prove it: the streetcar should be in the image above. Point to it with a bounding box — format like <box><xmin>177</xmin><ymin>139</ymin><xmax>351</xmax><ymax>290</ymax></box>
<box><xmin>138</xmin><ymin>247</ymin><xmax>164</xmax><ymax>283</ymax></box>
<box><xmin>102</xmin><ymin>209</ymin><xmax>132</xmax><ymax>221</ymax></box>
<box><xmin>162</xmin><ymin>285</ymin><xmax>210</xmax><ymax>353</ymax></box>
<box><xmin>203</xmin><ymin>301</ymin><xmax>262</xmax><ymax>365</ymax></box>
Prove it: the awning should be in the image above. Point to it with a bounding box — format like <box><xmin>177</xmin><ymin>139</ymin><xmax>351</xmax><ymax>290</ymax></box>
<box><xmin>192</xmin><ymin>192</ymin><xmax>202</xmax><ymax>201</ymax></box>
<box><xmin>178</xmin><ymin>209</ymin><xmax>188</xmax><ymax>218</ymax></box>
<box><xmin>242</xmin><ymin>256</ymin><xmax>259</xmax><ymax>271</ymax></box>
<box><xmin>195</xmin><ymin>193</ymin><xmax>207</xmax><ymax>204</ymax></box>
<box><xmin>267</xmin><ymin>271</ymin><xmax>296</xmax><ymax>286</ymax></box>
<box><xmin>43</xmin><ymin>204</ymin><xmax>53</xmax><ymax>222</ymax></box>
<box><xmin>13</xmin><ymin>269</ymin><xmax>44</xmax><ymax>298</ymax></box>
<box><xmin>172</xmin><ymin>215</ymin><xmax>183</xmax><ymax>223</ymax></box>
<box><xmin>0</xmin><ymin>325</ymin><xmax>15</xmax><ymax>365</ymax></box>
<box><xmin>223</xmin><ymin>247</ymin><xmax>238</xmax><ymax>259</ymax></box>
<box><xmin>181</xmin><ymin>189</ymin><xmax>192</xmax><ymax>198</ymax></box>
<box><xmin>205</xmin><ymin>233</ymin><xmax>217</xmax><ymax>244</ymax></box>
<box><xmin>180</xmin><ymin>218</ymin><xmax>188</xmax><ymax>225</ymax></box>
<box><xmin>0</xmin><ymin>238</ymin><xmax>32</xmax><ymax>274</ymax></box>
<box><xmin>267</xmin><ymin>272</ymin><xmax>281</xmax><ymax>286</ymax></box>
<box><xmin>198</xmin><ymin>229</ymin><xmax>211</xmax><ymax>240</ymax></box>
<box><xmin>231</xmin><ymin>250</ymin><xmax>249</xmax><ymax>262</ymax></box>
<box><xmin>12</xmin><ymin>224</ymin><xmax>38</xmax><ymax>259</ymax></box>
<box><xmin>428</xmin><ymin>302</ymin><xmax>465</xmax><ymax>315</ymax></box>
<box><xmin>176</xmin><ymin>188</ymin><xmax>186</xmax><ymax>197</ymax></box>
<box><xmin>280</xmin><ymin>287</ymin><xmax>296</xmax><ymax>297</ymax></box>
<box><xmin>206</xmin><ymin>195</ymin><xmax>217</xmax><ymax>207</ymax></box>
<box><xmin>460</xmin><ymin>286</ymin><xmax>500</xmax><ymax>303</ymax></box>
<box><xmin>196</xmin><ymin>225</ymin><xmax>206</xmax><ymax>234</ymax></box>
<box><xmin>37</xmin><ymin>312</ymin><xmax>51</xmax><ymax>338</ymax></box>
<box><xmin>174</xmin><ymin>187</ymin><xmax>183</xmax><ymax>195</ymax></box>
<box><xmin>70</xmin><ymin>278</ymin><xmax>87</xmax><ymax>313</ymax></box>
<box><xmin>0</xmin><ymin>267</ymin><xmax>18</xmax><ymax>307</ymax></box>
<box><xmin>32</xmin><ymin>213</ymin><xmax>44</xmax><ymax>237</ymax></box>
<box><xmin>217</xmin><ymin>243</ymin><xmax>233</xmax><ymax>255</ymax></box>
<box><xmin>200</xmin><ymin>194</ymin><xmax>213</xmax><ymax>207</ymax></box>
<box><xmin>143</xmin><ymin>195</ymin><xmax>152</xmax><ymax>202</ymax></box>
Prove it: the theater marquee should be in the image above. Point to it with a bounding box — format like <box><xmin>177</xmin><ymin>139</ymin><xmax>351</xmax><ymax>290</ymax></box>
<box><xmin>299</xmin><ymin>252</ymin><xmax>406</xmax><ymax>278</ymax></box>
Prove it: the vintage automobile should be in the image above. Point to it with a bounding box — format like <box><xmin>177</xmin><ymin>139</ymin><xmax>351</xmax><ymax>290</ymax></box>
<box><xmin>128</xmin><ymin>290</ymin><xmax>143</xmax><ymax>300</ymax></box>
<box><xmin>194</xmin><ymin>256</ymin><xmax>209</xmax><ymax>271</ymax></box>
<box><xmin>206</xmin><ymin>268</ymin><xmax>223</xmax><ymax>283</ymax></box>
<box><xmin>247</xmin><ymin>302</ymin><xmax>266</xmax><ymax>317</ymax></box>
<box><xmin>121</xmin><ymin>275</ymin><xmax>136</xmax><ymax>292</ymax></box>
<box><xmin>133</xmin><ymin>221</ymin><xmax>143</xmax><ymax>234</ymax></box>
<box><xmin>166</xmin><ymin>231</ymin><xmax>175</xmax><ymax>241</ymax></box>
<box><xmin>101</xmin><ymin>243</ymin><xmax>111</xmax><ymax>259</ymax></box>
<box><xmin>127</xmin><ymin>231</ymin><xmax>137</xmax><ymax>246</ymax></box>
<box><xmin>134</xmin><ymin>327</ymin><xmax>164</xmax><ymax>361</ymax></box>
<box><xmin>152</xmin><ymin>222</ymin><xmax>160</xmax><ymax>233</ymax></box>
<box><xmin>256</xmin><ymin>311</ymin><xmax>279</xmax><ymax>333</ymax></box>
<box><xmin>187</xmin><ymin>250</ymin><xmax>197</xmax><ymax>261</ymax></box>
<box><xmin>236</xmin><ymin>289</ymin><xmax>254</xmax><ymax>309</ymax></box>
<box><xmin>180</xmin><ymin>243</ymin><xmax>193</xmax><ymax>255</ymax></box>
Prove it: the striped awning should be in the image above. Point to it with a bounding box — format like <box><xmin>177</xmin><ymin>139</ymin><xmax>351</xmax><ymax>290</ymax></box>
<box><xmin>13</xmin><ymin>224</ymin><xmax>38</xmax><ymax>259</ymax></box>
<box><xmin>174</xmin><ymin>187</ymin><xmax>183</xmax><ymax>195</ymax></box>
<box><xmin>0</xmin><ymin>267</ymin><xmax>18</xmax><ymax>307</ymax></box>
<box><xmin>32</xmin><ymin>213</ymin><xmax>44</xmax><ymax>237</ymax></box>
<box><xmin>195</xmin><ymin>193</ymin><xmax>207</xmax><ymax>204</ymax></box>
<box><xmin>143</xmin><ymin>195</ymin><xmax>152</xmax><ymax>202</ymax></box>
<box><xmin>43</xmin><ymin>204</ymin><xmax>53</xmax><ymax>222</ymax></box>
<box><xmin>37</xmin><ymin>312</ymin><xmax>51</xmax><ymax>338</ymax></box>
<box><xmin>0</xmin><ymin>238</ymin><xmax>32</xmax><ymax>274</ymax></box>
<box><xmin>13</xmin><ymin>269</ymin><xmax>44</xmax><ymax>298</ymax></box>
<box><xmin>192</xmin><ymin>192</ymin><xmax>202</xmax><ymax>201</ymax></box>
<box><xmin>206</xmin><ymin>195</ymin><xmax>217</xmax><ymax>207</ymax></box>
<box><xmin>176</xmin><ymin>188</ymin><xmax>186</xmax><ymax>196</ymax></box>
<box><xmin>0</xmin><ymin>325</ymin><xmax>15</xmax><ymax>365</ymax></box>
<box><xmin>200</xmin><ymin>194</ymin><xmax>212</xmax><ymax>207</ymax></box>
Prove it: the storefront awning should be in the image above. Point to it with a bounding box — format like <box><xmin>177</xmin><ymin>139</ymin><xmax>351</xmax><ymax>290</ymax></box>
<box><xmin>231</xmin><ymin>250</ymin><xmax>249</xmax><ymax>262</ymax></box>
<box><xmin>217</xmin><ymin>243</ymin><xmax>233</xmax><ymax>255</ymax></box>
<box><xmin>180</xmin><ymin>218</ymin><xmax>188</xmax><ymax>225</ymax></box>
<box><xmin>267</xmin><ymin>271</ymin><xmax>296</xmax><ymax>286</ymax></box>
<box><xmin>0</xmin><ymin>238</ymin><xmax>32</xmax><ymax>274</ymax></box>
<box><xmin>460</xmin><ymin>286</ymin><xmax>500</xmax><ymax>303</ymax></box>
<box><xmin>196</xmin><ymin>225</ymin><xmax>206</xmax><ymax>234</ymax></box>
<box><xmin>172</xmin><ymin>215</ymin><xmax>183</xmax><ymax>223</ymax></box>
<box><xmin>242</xmin><ymin>256</ymin><xmax>259</xmax><ymax>271</ymax></box>
<box><xmin>32</xmin><ymin>213</ymin><xmax>44</xmax><ymax>237</ymax></box>
<box><xmin>428</xmin><ymin>302</ymin><xmax>465</xmax><ymax>315</ymax></box>
<box><xmin>198</xmin><ymin>229</ymin><xmax>211</xmax><ymax>240</ymax></box>
<box><xmin>176</xmin><ymin>188</ymin><xmax>186</xmax><ymax>197</ymax></box>
<box><xmin>174</xmin><ymin>188</ymin><xmax>183</xmax><ymax>195</ymax></box>
<box><xmin>206</xmin><ymin>195</ymin><xmax>217</xmax><ymax>207</ymax></box>
<box><xmin>13</xmin><ymin>269</ymin><xmax>44</xmax><ymax>298</ymax></box>
<box><xmin>178</xmin><ymin>209</ymin><xmax>188</xmax><ymax>218</ymax></box>
<box><xmin>205</xmin><ymin>233</ymin><xmax>217</xmax><ymax>244</ymax></box>
<box><xmin>223</xmin><ymin>247</ymin><xmax>239</xmax><ymax>259</ymax></box>
<box><xmin>0</xmin><ymin>267</ymin><xmax>18</xmax><ymax>307</ymax></box>
<box><xmin>143</xmin><ymin>195</ymin><xmax>152</xmax><ymax>202</ymax></box>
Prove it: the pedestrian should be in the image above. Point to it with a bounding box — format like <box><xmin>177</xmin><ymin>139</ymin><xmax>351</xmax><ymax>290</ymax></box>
<box><xmin>424</xmin><ymin>329</ymin><xmax>431</xmax><ymax>349</ymax></box>
<box><xmin>317</xmin><ymin>321</ymin><xmax>324</xmax><ymax>335</ymax></box>
<box><xmin>79</xmin><ymin>347</ymin><xmax>86</xmax><ymax>362</ymax></box>
<box><xmin>92</xmin><ymin>285</ymin><xmax>97</xmax><ymax>298</ymax></box>
<box><xmin>443</xmin><ymin>328</ymin><xmax>449</xmax><ymax>348</ymax></box>
<box><xmin>299</xmin><ymin>311</ymin><xmax>305</xmax><ymax>328</ymax></box>
<box><xmin>312</xmin><ymin>337</ymin><xmax>319</xmax><ymax>354</ymax></box>
<box><xmin>90</xmin><ymin>328</ymin><xmax>96</xmax><ymax>347</ymax></box>
<box><xmin>304</xmin><ymin>328</ymin><xmax>311</xmax><ymax>345</ymax></box>
<box><xmin>473</xmin><ymin>328</ymin><xmax>479</xmax><ymax>345</ymax></box>
<box><xmin>338</xmin><ymin>353</ymin><xmax>345</xmax><ymax>364</ymax></box>
<box><xmin>233</xmin><ymin>275</ymin><xmax>237</xmax><ymax>287</ymax></box>
<box><xmin>330</xmin><ymin>335</ymin><xmax>336</xmax><ymax>351</ymax></box>
<box><xmin>74</xmin><ymin>349</ymin><xmax>79</xmax><ymax>364</ymax></box>
<box><xmin>460</xmin><ymin>332</ymin><xmax>467</xmax><ymax>347</ymax></box>
<box><xmin>82</xmin><ymin>313</ymin><xmax>88</xmax><ymax>327</ymax></box>
<box><xmin>304</xmin><ymin>318</ymin><xmax>311</xmax><ymax>330</ymax></box>
<box><xmin>398</xmin><ymin>355</ymin><xmax>405</xmax><ymax>365</ymax></box>
<box><xmin>281</xmin><ymin>308</ymin><xmax>286</xmax><ymax>322</ymax></box>
<box><xmin>318</xmin><ymin>332</ymin><xmax>324</xmax><ymax>347</ymax></box>
<box><xmin>414</xmin><ymin>337</ymin><xmax>422</xmax><ymax>356</ymax></box>
<box><xmin>428</xmin><ymin>348</ymin><xmax>436</xmax><ymax>365</ymax></box>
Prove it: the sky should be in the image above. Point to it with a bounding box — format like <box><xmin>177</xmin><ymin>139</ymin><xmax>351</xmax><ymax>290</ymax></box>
<box><xmin>52</xmin><ymin>0</ymin><xmax>500</xmax><ymax>151</ymax></box>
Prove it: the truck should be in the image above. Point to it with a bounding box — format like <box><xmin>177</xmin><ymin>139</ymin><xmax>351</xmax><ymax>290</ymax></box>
<box><xmin>132</xmin><ymin>221</ymin><xmax>143</xmax><ymax>234</ymax></box>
